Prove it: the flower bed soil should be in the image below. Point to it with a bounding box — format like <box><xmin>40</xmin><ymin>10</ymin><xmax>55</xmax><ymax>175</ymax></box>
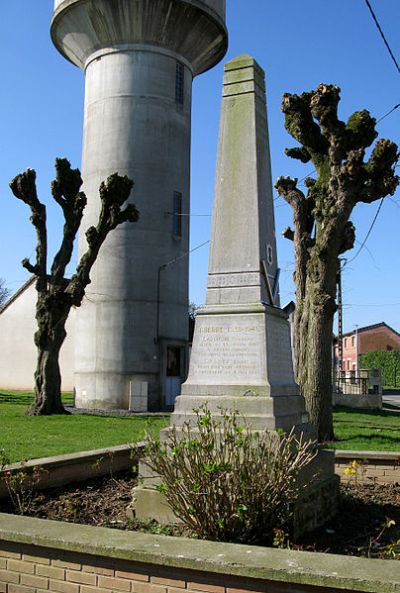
<box><xmin>0</xmin><ymin>471</ymin><xmax>399</xmax><ymax>559</ymax></box>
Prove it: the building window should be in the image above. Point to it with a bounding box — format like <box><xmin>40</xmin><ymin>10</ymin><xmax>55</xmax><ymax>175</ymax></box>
<box><xmin>167</xmin><ymin>346</ymin><xmax>181</xmax><ymax>377</ymax></box>
<box><xmin>173</xmin><ymin>191</ymin><xmax>182</xmax><ymax>237</ymax></box>
<box><xmin>175</xmin><ymin>62</ymin><xmax>184</xmax><ymax>105</ymax></box>
<box><xmin>351</xmin><ymin>336</ymin><xmax>355</xmax><ymax>348</ymax></box>
<box><xmin>387</xmin><ymin>345</ymin><xmax>393</xmax><ymax>351</ymax></box>
<box><xmin>344</xmin><ymin>338</ymin><xmax>348</xmax><ymax>349</ymax></box>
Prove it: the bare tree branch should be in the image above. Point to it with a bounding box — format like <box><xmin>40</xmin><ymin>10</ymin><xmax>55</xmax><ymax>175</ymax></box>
<box><xmin>285</xmin><ymin>147</ymin><xmax>311</xmax><ymax>163</ymax></box>
<box><xmin>10</xmin><ymin>169</ymin><xmax>47</xmax><ymax>293</ymax></box>
<box><xmin>50</xmin><ymin>159</ymin><xmax>86</xmax><ymax>284</ymax></box>
<box><xmin>282</xmin><ymin>227</ymin><xmax>294</xmax><ymax>241</ymax></box>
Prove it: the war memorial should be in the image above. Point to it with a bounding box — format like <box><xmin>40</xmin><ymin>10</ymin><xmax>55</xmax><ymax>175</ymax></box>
<box><xmin>133</xmin><ymin>54</ymin><xmax>338</xmax><ymax>533</ymax></box>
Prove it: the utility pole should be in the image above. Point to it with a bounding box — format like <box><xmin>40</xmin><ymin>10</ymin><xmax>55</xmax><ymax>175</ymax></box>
<box><xmin>354</xmin><ymin>324</ymin><xmax>359</xmax><ymax>373</ymax></box>
<box><xmin>337</xmin><ymin>260</ymin><xmax>344</xmax><ymax>371</ymax></box>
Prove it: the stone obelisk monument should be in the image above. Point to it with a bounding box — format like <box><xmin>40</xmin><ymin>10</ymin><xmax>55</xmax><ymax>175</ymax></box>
<box><xmin>51</xmin><ymin>0</ymin><xmax>227</xmax><ymax>411</ymax></box>
<box><xmin>172</xmin><ymin>54</ymin><xmax>311</xmax><ymax>433</ymax></box>
<box><xmin>134</xmin><ymin>55</ymin><xmax>338</xmax><ymax>531</ymax></box>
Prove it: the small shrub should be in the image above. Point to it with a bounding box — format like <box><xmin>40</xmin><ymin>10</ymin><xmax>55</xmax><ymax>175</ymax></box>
<box><xmin>144</xmin><ymin>406</ymin><xmax>316</xmax><ymax>544</ymax></box>
<box><xmin>369</xmin><ymin>517</ymin><xmax>397</xmax><ymax>558</ymax></box>
<box><xmin>1</xmin><ymin>455</ymin><xmax>46</xmax><ymax>515</ymax></box>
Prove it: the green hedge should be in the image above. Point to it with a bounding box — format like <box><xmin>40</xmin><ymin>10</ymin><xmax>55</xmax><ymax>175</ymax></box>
<box><xmin>360</xmin><ymin>350</ymin><xmax>400</xmax><ymax>387</ymax></box>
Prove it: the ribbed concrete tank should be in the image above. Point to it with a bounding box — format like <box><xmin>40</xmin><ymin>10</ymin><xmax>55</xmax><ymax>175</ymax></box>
<box><xmin>51</xmin><ymin>0</ymin><xmax>228</xmax><ymax>411</ymax></box>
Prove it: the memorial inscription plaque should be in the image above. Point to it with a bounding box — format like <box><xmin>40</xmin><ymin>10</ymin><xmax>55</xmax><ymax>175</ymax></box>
<box><xmin>189</xmin><ymin>316</ymin><xmax>265</xmax><ymax>384</ymax></box>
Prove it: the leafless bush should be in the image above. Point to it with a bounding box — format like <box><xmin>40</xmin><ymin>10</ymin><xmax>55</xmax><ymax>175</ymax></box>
<box><xmin>144</xmin><ymin>406</ymin><xmax>316</xmax><ymax>544</ymax></box>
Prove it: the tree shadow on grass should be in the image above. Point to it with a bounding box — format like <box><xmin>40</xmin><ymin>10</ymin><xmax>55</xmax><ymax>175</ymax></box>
<box><xmin>1</xmin><ymin>392</ymin><xmax>74</xmax><ymax>407</ymax></box>
<box><xmin>335</xmin><ymin>419</ymin><xmax>400</xmax><ymax>432</ymax></box>
<box><xmin>0</xmin><ymin>392</ymin><xmax>33</xmax><ymax>406</ymax></box>
<box><xmin>333</xmin><ymin>432</ymin><xmax>400</xmax><ymax>449</ymax></box>
<box><xmin>334</xmin><ymin>405</ymin><xmax>400</xmax><ymax>419</ymax></box>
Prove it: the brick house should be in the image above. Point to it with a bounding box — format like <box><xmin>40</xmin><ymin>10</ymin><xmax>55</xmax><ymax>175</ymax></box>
<box><xmin>336</xmin><ymin>322</ymin><xmax>400</xmax><ymax>371</ymax></box>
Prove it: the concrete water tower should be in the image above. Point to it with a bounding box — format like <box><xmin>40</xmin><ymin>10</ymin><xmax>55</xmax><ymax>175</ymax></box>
<box><xmin>51</xmin><ymin>0</ymin><xmax>228</xmax><ymax>411</ymax></box>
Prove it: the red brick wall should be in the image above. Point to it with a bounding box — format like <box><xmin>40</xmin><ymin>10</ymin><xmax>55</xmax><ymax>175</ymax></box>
<box><xmin>359</xmin><ymin>326</ymin><xmax>400</xmax><ymax>354</ymax></box>
<box><xmin>0</xmin><ymin>541</ymin><xmax>365</xmax><ymax>593</ymax></box>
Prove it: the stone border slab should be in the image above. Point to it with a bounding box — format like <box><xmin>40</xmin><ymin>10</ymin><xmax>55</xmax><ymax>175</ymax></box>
<box><xmin>0</xmin><ymin>513</ymin><xmax>399</xmax><ymax>592</ymax></box>
<box><xmin>335</xmin><ymin>450</ymin><xmax>400</xmax><ymax>461</ymax></box>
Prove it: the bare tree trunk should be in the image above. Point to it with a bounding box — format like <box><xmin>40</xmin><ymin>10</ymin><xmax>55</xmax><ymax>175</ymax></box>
<box><xmin>28</xmin><ymin>299</ymin><xmax>70</xmax><ymax>415</ymax></box>
<box><xmin>31</xmin><ymin>339</ymin><xmax>67</xmax><ymax>416</ymax></box>
<box><xmin>302</xmin><ymin>303</ymin><xmax>334</xmax><ymax>441</ymax></box>
<box><xmin>294</xmin><ymin>302</ymin><xmax>309</xmax><ymax>398</ymax></box>
<box><xmin>295</xmin><ymin>251</ymin><xmax>337</xmax><ymax>441</ymax></box>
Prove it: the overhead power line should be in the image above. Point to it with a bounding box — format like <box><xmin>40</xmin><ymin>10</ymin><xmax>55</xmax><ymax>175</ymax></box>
<box><xmin>344</xmin><ymin>198</ymin><xmax>385</xmax><ymax>266</ymax></box>
<box><xmin>377</xmin><ymin>103</ymin><xmax>400</xmax><ymax>123</ymax></box>
<box><xmin>364</xmin><ymin>0</ymin><xmax>400</xmax><ymax>75</ymax></box>
<box><xmin>343</xmin><ymin>302</ymin><xmax>400</xmax><ymax>307</ymax></box>
<box><xmin>165</xmin><ymin>212</ymin><xmax>211</xmax><ymax>217</ymax></box>
<box><xmin>160</xmin><ymin>239</ymin><xmax>210</xmax><ymax>270</ymax></box>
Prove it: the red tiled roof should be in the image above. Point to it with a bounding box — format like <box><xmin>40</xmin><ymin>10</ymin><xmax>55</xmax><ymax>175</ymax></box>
<box><xmin>341</xmin><ymin>322</ymin><xmax>400</xmax><ymax>339</ymax></box>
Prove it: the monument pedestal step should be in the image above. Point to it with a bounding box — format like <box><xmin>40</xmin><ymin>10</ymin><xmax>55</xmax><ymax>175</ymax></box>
<box><xmin>172</xmin><ymin>393</ymin><xmax>311</xmax><ymax>423</ymax></box>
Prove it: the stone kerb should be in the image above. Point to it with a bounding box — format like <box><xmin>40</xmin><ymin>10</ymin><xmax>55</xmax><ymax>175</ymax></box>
<box><xmin>0</xmin><ymin>513</ymin><xmax>399</xmax><ymax>593</ymax></box>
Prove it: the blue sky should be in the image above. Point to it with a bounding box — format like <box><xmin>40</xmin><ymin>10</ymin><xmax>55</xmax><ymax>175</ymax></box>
<box><xmin>1</xmin><ymin>1</ymin><xmax>399</xmax><ymax>334</ymax></box>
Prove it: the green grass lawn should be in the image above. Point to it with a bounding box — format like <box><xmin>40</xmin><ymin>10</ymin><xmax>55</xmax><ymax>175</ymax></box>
<box><xmin>2</xmin><ymin>392</ymin><xmax>399</xmax><ymax>463</ymax></box>
<box><xmin>331</xmin><ymin>406</ymin><xmax>400</xmax><ymax>452</ymax></box>
<box><xmin>0</xmin><ymin>391</ymin><xmax>169</xmax><ymax>463</ymax></box>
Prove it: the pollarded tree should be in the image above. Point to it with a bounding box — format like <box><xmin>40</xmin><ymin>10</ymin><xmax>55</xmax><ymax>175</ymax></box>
<box><xmin>10</xmin><ymin>159</ymin><xmax>139</xmax><ymax>416</ymax></box>
<box><xmin>275</xmin><ymin>84</ymin><xmax>398</xmax><ymax>442</ymax></box>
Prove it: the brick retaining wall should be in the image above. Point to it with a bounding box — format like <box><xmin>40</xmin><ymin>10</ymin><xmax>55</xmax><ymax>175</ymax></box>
<box><xmin>0</xmin><ymin>514</ymin><xmax>398</xmax><ymax>593</ymax></box>
<box><xmin>335</xmin><ymin>450</ymin><xmax>400</xmax><ymax>484</ymax></box>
